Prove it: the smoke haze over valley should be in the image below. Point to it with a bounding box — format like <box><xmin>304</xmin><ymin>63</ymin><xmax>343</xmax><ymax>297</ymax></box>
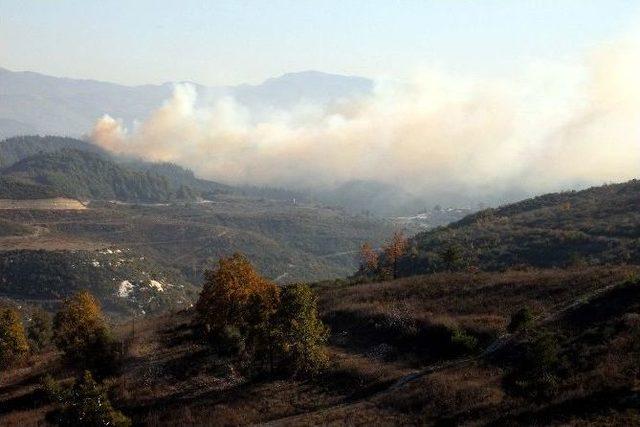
<box><xmin>88</xmin><ymin>29</ymin><xmax>640</xmax><ymax>207</ymax></box>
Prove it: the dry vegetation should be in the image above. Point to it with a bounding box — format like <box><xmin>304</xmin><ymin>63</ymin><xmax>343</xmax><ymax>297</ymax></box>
<box><xmin>0</xmin><ymin>194</ymin><xmax>391</xmax><ymax>288</ymax></box>
<box><xmin>3</xmin><ymin>265</ymin><xmax>640</xmax><ymax>425</ymax></box>
<box><xmin>320</xmin><ymin>267</ymin><xmax>640</xmax><ymax>365</ymax></box>
<box><xmin>0</xmin><ymin>198</ymin><xmax>86</xmax><ymax>210</ymax></box>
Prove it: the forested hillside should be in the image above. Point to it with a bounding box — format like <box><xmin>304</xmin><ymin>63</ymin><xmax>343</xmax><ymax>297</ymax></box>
<box><xmin>0</xmin><ymin>176</ymin><xmax>61</xmax><ymax>199</ymax></box>
<box><xmin>0</xmin><ymin>249</ymin><xmax>195</xmax><ymax>316</ymax></box>
<box><xmin>0</xmin><ymin>135</ymin><xmax>104</xmax><ymax>167</ymax></box>
<box><xmin>1</xmin><ymin>149</ymin><xmax>198</xmax><ymax>202</ymax></box>
<box><xmin>123</xmin><ymin>159</ymin><xmax>231</xmax><ymax>197</ymax></box>
<box><xmin>396</xmin><ymin>179</ymin><xmax>640</xmax><ymax>276</ymax></box>
<box><xmin>0</xmin><ymin>135</ymin><xmax>237</xmax><ymax>201</ymax></box>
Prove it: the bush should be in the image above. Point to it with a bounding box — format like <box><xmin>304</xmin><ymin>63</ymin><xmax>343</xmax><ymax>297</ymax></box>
<box><xmin>449</xmin><ymin>328</ymin><xmax>479</xmax><ymax>355</ymax></box>
<box><xmin>53</xmin><ymin>291</ymin><xmax>122</xmax><ymax>377</ymax></box>
<box><xmin>440</xmin><ymin>244</ymin><xmax>464</xmax><ymax>272</ymax></box>
<box><xmin>506</xmin><ymin>333</ymin><xmax>561</xmax><ymax>400</ymax></box>
<box><xmin>44</xmin><ymin>371</ymin><xmax>131</xmax><ymax>426</ymax></box>
<box><xmin>508</xmin><ymin>306</ymin><xmax>534</xmax><ymax>333</ymax></box>
<box><xmin>272</xmin><ymin>283</ymin><xmax>330</xmax><ymax>376</ymax></box>
<box><xmin>0</xmin><ymin>307</ymin><xmax>29</xmax><ymax>366</ymax></box>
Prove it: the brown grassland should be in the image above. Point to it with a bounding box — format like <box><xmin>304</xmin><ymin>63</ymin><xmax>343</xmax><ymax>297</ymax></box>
<box><xmin>3</xmin><ymin>265</ymin><xmax>640</xmax><ymax>425</ymax></box>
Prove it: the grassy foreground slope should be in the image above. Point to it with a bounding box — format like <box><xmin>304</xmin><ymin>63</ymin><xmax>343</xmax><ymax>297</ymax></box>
<box><xmin>3</xmin><ymin>266</ymin><xmax>640</xmax><ymax>425</ymax></box>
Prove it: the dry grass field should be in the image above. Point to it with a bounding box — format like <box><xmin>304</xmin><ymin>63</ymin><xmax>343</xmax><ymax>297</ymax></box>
<box><xmin>0</xmin><ymin>198</ymin><xmax>86</xmax><ymax>210</ymax></box>
<box><xmin>3</xmin><ymin>265</ymin><xmax>640</xmax><ymax>425</ymax></box>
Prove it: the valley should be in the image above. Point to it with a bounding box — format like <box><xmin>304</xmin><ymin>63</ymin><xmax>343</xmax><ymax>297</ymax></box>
<box><xmin>2</xmin><ymin>7</ymin><xmax>639</xmax><ymax>422</ymax></box>
<box><xmin>0</xmin><ymin>195</ymin><xmax>392</xmax><ymax>314</ymax></box>
<box><xmin>0</xmin><ymin>135</ymin><xmax>397</xmax><ymax>316</ymax></box>
<box><xmin>2</xmin><ymin>139</ymin><xmax>640</xmax><ymax>425</ymax></box>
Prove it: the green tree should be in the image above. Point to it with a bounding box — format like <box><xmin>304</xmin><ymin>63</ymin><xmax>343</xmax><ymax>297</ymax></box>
<box><xmin>507</xmin><ymin>333</ymin><xmax>561</xmax><ymax>400</ymax></box>
<box><xmin>44</xmin><ymin>371</ymin><xmax>131</xmax><ymax>426</ymax></box>
<box><xmin>53</xmin><ymin>291</ymin><xmax>121</xmax><ymax>377</ymax></box>
<box><xmin>272</xmin><ymin>283</ymin><xmax>329</xmax><ymax>376</ymax></box>
<box><xmin>0</xmin><ymin>307</ymin><xmax>29</xmax><ymax>366</ymax></box>
<box><xmin>243</xmin><ymin>292</ymin><xmax>279</xmax><ymax>371</ymax></box>
<box><xmin>27</xmin><ymin>308</ymin><xmax>52</xmax><ymax>351</ymax></box>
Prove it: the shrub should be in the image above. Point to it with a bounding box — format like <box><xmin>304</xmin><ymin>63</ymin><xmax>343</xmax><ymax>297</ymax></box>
<box><xmin>508</xmin><ymin>306</ymin><xmax>534</xmax><ymax>333</ymax></box>
<box><xmin>506</xmin><ymin>333</ymin><xmax>561</xmax><ymax>400</ymax></box>
<box><xmin>53</xmin><ymin>291</ymin><xmax>121</xmax><ymax>377</ymax></box>
<box><xmin>44</xmin><ymin>371</ymin><xmax>131</xmax><ymax>426</ymax></box>
<box><xmin>272</xmin><ymin>283</ymin><xmax>330</xmax><ymax>376</ymax></box>
<box><xmin>440</xmin><ymin>244</ymin><xmax>464</xmax><ymax>272</ymax></box>
<box><xmin>449</xmin><ymin>328</ymin><xmax>479</xmax><ymax>355</ymax></box>
<box><xmin>0</xmin><ymin>307</ymin><xmax>29</xmax><ymax>366</ymax></box>
<box><xmin>274</xmin><ymin>284</ymin><xmax>329</xmax><ymax>375</ymax></box>
<box><xmin>27</xmin><ymin>308</ymin><xmax>52</xmax><ymax>351</ymax></box>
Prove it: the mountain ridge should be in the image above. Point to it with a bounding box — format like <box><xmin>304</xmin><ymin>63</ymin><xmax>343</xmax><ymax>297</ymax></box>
<box><xmin>395</xmin><ymin>178</ymin><xmax>640</xmax><ymax>276</ymax></box>
<box><xmin>0</xmin><ymin>67</ymin><xmax>373</xmax><ymax>138</ymax></box>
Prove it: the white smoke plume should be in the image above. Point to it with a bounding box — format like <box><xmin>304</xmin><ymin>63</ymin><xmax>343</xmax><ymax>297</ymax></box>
<box><xmin>91</xmin><ymin>33</ymin><xmax>640</xmax><ymax>203</ymax></box>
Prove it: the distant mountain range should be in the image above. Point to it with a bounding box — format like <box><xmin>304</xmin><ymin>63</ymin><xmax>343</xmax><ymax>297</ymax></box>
<box><xmin>0</xmin><ymin>67</ymin><xmax>373</xmax><ymax>139</ymax></box>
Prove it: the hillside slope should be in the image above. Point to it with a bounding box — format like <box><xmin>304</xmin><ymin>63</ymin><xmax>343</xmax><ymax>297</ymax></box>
<box><xmin>1</xmin><ymin>135</ymin><xmax>231</xmax><ymax>200</ymax></box>
<box><xmin>1</xmin><ymin>149</ymin><xmax>197</xmax><ymax>202</ymax></box>
<box><xmin>0</xmin><ymin>176</ymin><xmax>61</xmax><ymax>199</ymax></box>
<box><xmin>0</xmin><ymin>135</ymin><xmax>105</xmax><ymax>168</ymax></box>
<box><xmin>3</xmin><ymin>266</ymin><xmax>640</xmax><ymax>425</ymax></box>
<box><xmin>398</xmin><ymin>179</ymin><xmax>640</xmax><ymax>275</ymax></box>
<box><xmin>0</xmin><ymin>249</ymin><xmax>195</xmax><ymax>316</ymax></box>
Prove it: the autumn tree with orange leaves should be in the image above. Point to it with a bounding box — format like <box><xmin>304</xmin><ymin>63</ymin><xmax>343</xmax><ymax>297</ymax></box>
<box><xmin>197</xmin><ymin>253</ymin><xmax>279</xmax><ymax>338</ymax></box>
<box><xmin>359</xmin><ymin>242</ymin><xmax>379</xmax><ymax>276</ymax></box>
<box><xmin>381</xmin><ymin>231</ymin><xmax>408</xmax><ymax>280</ymax></box>
<box><xmin>196</xmin><ymin>253</ymin><xmax>329</xmax><ymax>376</ymax></box>
<box><xmin>53</xmin><ymin>290</ymin><xmax>121</xmax><ymax>377</ymax></box>
<box><xmin>0</xmin><ymin>307</ymin><xmax>29</xmax><ymax>366</ymax></box>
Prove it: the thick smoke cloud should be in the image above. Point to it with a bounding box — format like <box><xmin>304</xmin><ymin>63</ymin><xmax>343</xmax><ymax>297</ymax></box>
<box><xmin>91</xmin><ymin>34</ymin><xmax>640</xmax><ymax>203</ymax></box>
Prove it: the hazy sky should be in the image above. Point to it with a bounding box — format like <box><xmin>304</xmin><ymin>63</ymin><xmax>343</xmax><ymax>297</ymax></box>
<box><xmin>2</xmin><ymin>0</ymin><xmax>639</xmax><ymax>86</ymax></box>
